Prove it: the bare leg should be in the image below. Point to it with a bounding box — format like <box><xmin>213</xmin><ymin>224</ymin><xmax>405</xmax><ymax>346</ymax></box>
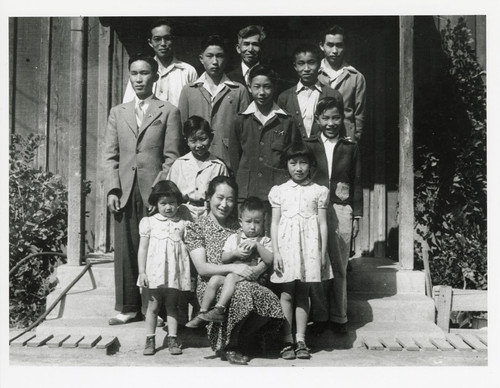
<box><xmin>200</xmin><ymin>275</ymin><xmax>226</xmax><ymax>311</ymax></box>
<box><xmin>165</xmin><ymin>288</ymin><xmax>180</xmax><ymax>337</ymax></box>
<box><xmin>145</xmin><ymin>289</ymin><xmax>162</xmax><ymax>335</ymax></box>
<box><xmin>280</xmin><ymin>282</ymin><xmax>296</xmax><ymax>343</ymax></box>
<box><xmin>216</xmin><ymin>273</ymin><xmax>240</xmax><ymax>308</ymax></box>
<box><xmin>295</xmin><ymin>282</ymin><xmax>311</xmax><ymax>341</ymax></box>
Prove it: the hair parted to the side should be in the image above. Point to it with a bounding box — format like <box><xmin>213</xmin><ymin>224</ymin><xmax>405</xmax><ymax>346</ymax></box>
<box><xmin>148</xmin><ymin>180</ymin><xmax>184</xmax><ymax>208</ymax></box>
<box><xmin>239</xmin><ymin>196</ymin><xmax>266</xmax><ymax>215</ymax></box>
<box><xmin>319</xmin><ymin>25</ymin><xmax>346</xmax><ymax>44</ymax></box>
<box><xmin>200</xmin><ymin>34</ymin><xmax>227</xmax><ymax>53</ymax></box>
<box><xmin>281</xmin><ymin>142</ymin><xmax>317</xmax><ymax>169</ymax></box>
<box><xmin>128</xmin><ymin>54</ymin><xmax>159</xmax><ymax>74</ymax></box>
<box><xmin>237</xmin><ymin>25</ymin><xmax>266</xmax><ymax>42</ymax></box>
<box><xmin>183</xmin><ymin>116</ymin><xmax>214</xmax><ymax>139</ymax></box>
<box><xmin>148</xmin><ymin>18</ymin><xmax>174</xmax><ymax>37</ymax></box>
<box><xmin>206</xmin><ymin>176</ymin><xmax>238</xmax><ymax>202</ymax></box>
<box><xmin>315</xmin><ymin>96</ymin><xmax>345</xmax><ymax>119</ymax></box>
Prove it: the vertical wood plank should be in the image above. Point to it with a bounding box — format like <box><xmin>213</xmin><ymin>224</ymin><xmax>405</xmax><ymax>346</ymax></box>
<box><xmin>398</xmin><ymin>16</ymin><xmax>414</xmax><ymax>270</ymax></box>
<box><xmin>435</xmin><ymin>285</ymin><xmax>452</xmax><ymax>332</ymax></box>
<box><xmin>94</xmin><ymin>21</ymin><xmax>112</xmax><ymax>253</ymax></box>
<box><xmin>67</xmin><ymin>17</ymin><xmax>87</xmax><ymax>266</ymax></box>
<box><xmin>48</xmin><ymin>17</ymin><xmax>71</xmax><ymax>177</ymax></box>
<box><xmin>9</xmin><ymin>18</ymin><xmax>17</xmax><ymax>133</ymax></box>
<box><xmin>475</xmin><ymin>15</ymin><xmax>486</xmax><ymax>70</ymax></box>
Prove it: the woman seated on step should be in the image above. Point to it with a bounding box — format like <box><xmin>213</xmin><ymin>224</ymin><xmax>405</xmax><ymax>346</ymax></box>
<box><xmin>184</xmin><ymin>176</ymin><xmax>284</xmax><ymax>365</ymax></box>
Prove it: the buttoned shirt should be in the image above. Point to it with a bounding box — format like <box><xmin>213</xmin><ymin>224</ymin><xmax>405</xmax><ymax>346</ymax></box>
<box><xmin>166</xmin><ymin>151</ymin><xmax>229</xmax><ymax>202</ymax></box>
<box><xmin>123</xmin><ymin>57</ymin><xmax>197</xmax><ymax>107</ymax></box>
<box><xmin>241</xmin><ymin>101</ymin><xmax>288</xmax><ymax>127</ymax></box>
<box><xmin>193</xmin><ymin>73</ymin><xmax>235</xmax><ymax>102</ymax></box>
<box><xmin>321</xmin><ymin>133</ymin><xmax>339</xmax><ymax>179</ymax></box>
<box><xmin>134</xmin><ymin>94</ymin><xmax>154</xmax><ymax>127</ymax></box>
<box><xmin>296</xmin><ymin>82</ymin><xmax>321</xmax><ymax>137</ymax></box>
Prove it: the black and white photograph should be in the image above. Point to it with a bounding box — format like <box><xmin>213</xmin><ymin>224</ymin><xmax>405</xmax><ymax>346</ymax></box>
<box><xmin>2</xmin><ymin>0</ymin><xmax>498</xmax><ymax>386</ymax></box>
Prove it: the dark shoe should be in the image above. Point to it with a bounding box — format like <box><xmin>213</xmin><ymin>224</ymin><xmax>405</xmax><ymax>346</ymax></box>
<box><xmin>330</xmin><ymin>322</ymin><xmax>348</xmax><ymax>334</ymax></box>
<box><xmin>295</xmin><ymin>341</ymin><xmax>311</xmax><ymax>359</ymax></box>
<box><xmin>280</xmin><ymin>343</ymin><xmax>296</xmax><ymax>360</ymax></box>
<box><xmin>108</xmin><ymin>312</ymin><xmax>141</xmax><ymax>326</ymax></box>
<box><xmin>200</xmin><ymin>306</ymin><xmax>225</xmax><ymax>322</ymax></box>
<box><xmin>143</xmin><ymin>336</ymin><xmax>155</xmax><ymax>356</ymax></box>
<box><xmin>220</xmin><ymin>349</ymin><xmax>248</xmax><ymax>365</ymax></box>
<box><xmin>167</xmin><ymin>336</ymin><xmax>182</xmax><ymax>355</ymax></box>
<box><xmin>185</xmin><ymin>314</ymin><xmax>208</xmax><ymax>328</ymax></box>
<box><xmin>308</xmin><ymin>322</ymin><xmax>328</xmax><ymax>336</ymax></box>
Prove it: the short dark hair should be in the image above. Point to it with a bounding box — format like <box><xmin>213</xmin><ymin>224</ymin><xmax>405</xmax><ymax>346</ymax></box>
<box><xmin>281</xmin><ymin>142</ymin><xmax>317</xmax><ymax>168</ymax></box>
<box><xmin>239</xmin><ymin>196</ymin><xmax>266</xmax><ymax>215</ymax></box>
<box><xmin>293</xmin><ymin>43</ymin><xmax>321</xmax><ymax>62</ymax></box>
<box><xmin>319</xmin><ymin>25</ymin><xmax>346</xmax><ymax>44</ymax></box>
<box><xmin>149</xmin><ymin>19</ymin><xmax>174</xmax><ymax>37</ymax></box>
<box><xmin>315</xmin><ymin>96</ymin><xmax>345</xmax><ymax>119</ymax></box>
<box><xmin>206</xmin><ymin>176</ymin><xmax>238</xmax><ymax>203</ymax></box>
<box><xmin>148</xmin><ymin>180</ymin><xmax>184</xmax><ymax>207</ymax></box>
<box><xmin>183</xmin><ymin>116</ymin><xmax>214</xmax><ymax>139</ymax></box>
<box><xmin>200</xmin><ymin>34</ymin><xmax>227</xmax><ymax>53</ymax></box>
<box><xmin>248</xmin><ymin>64</ymin><xmax>278</xmax><ymax>85</ymax></box>
<box><xmin>128</xmin><ymin>54</ymin><xmax>159</xmax><ymax>74</ymax></box>
<box><xmin>237</xmin><ymin>25</ymin><xmax>266</xmax><ymax>42</ymax></box>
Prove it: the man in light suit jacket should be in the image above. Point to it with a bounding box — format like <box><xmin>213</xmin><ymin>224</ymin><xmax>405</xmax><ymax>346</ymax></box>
<box><xmin>277</xmin><ymin>43</ymin><xmax>343</xmax><ymax>139</ymax></box>
<box><xmin>103</xmin><ymin>54</ymin><xmax>182</xmax><ymax>325</ymax></box>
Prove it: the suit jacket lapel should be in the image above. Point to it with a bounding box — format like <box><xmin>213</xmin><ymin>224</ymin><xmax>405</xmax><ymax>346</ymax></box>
<box><xmin>122</xmin><ymin>101</ymin><xmax>138</xmax><ymax>138</ymax></box>
<box><xmin>290</xmin><ymin>91</ymin><xmax>307</xmax><ymax>137</ymax></box>
<box><xmin>212</xmin><ymin>85</ymin><xmax>231</xmax><ymax>107</ymax></box>
<box><xmin>331</xmin><ymin>70</ymin><xmax>350</xmax><ymax>89</ymax></box>
<box><xmin>138</xmin><ymin>99</ymin><xmax>163</xmax><ymax>136</ymax></box>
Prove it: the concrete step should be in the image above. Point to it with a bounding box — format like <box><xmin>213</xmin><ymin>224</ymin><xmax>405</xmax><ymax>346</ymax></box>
<box><xmin>347</xmin><ymin>293</ymin><xmax>435</xmax><ymax>323</ymax></box>
<box><xmin>53</xmin><ymin>262</ymin><xmax>115</xmax><ymax>292</ymax></box>
<box><xmin>347</xmin><ymin>257</ymin><xmax>426</xmax><ymax>294</ymax></box>
<box><xmin>45</xmin><ymin>289</ymin><xmax>115</xmax><ymax>320</ymax></box>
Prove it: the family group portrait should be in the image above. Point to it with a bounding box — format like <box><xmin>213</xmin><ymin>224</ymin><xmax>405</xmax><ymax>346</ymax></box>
<box><xmin>5</xmin><ymin>6</ymin><xmax>490</xmax><ymax>386</ymax></box>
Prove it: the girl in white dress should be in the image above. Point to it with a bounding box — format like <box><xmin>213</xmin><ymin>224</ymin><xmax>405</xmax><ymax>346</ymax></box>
<box><xmin>269</xmin><ymin>143</ymin><xmax>333</xmax><ymax>360</ymax></box>
<box><xmin>137</xmin><ymin>180</ymin><xmax>191</xmax><ymax>356</ymax></box>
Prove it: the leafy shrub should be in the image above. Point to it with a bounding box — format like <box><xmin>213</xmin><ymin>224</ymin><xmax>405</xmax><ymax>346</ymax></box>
<box><xmin>414</xmin><ymin>18</ymin><xmax>486</xmax><ymax>290</ymax></box>
<box><xmin>9</xmin><ymin>134</ymin><xmax>69</xmax><ymax>328</ymax></box>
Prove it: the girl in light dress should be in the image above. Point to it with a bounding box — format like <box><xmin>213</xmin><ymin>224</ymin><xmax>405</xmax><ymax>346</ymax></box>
<box><xmin>137</xmin><ymin>180</ymin><xmax>192</xmax><ymax>356</ymax></box>
<box><xmin>269</xmin><ymin>143</ymin><xmax>333</xmax><ymax>360</ymax></box>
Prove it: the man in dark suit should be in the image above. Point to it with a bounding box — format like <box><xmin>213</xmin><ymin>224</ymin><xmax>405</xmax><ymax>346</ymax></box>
<box><xmin>278</xmin><ymin>44</ymin><xmax>343</xmax><ymax>139</ymax></box>
<box><xmin>103</xmin><ymin>54</ymin><xmax>182</xmax><ymax>325</ymax></box>
<box><xmin>227</xmin><ymin>25</ymin><xmax>266</xmax><ymax>89</ymax></box>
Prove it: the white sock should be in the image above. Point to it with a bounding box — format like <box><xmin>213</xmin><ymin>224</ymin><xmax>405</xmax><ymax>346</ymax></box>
<box><xmin>296</xmin><ymin>333</ymin><xmax>305</xmax><ymax>343</ymax></box>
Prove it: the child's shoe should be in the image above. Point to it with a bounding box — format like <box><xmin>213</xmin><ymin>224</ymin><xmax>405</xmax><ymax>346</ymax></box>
<box><xmin>295</xmin><ymin>341</ymin><xmax>311</xmax><ymax>359</ymax></box>
<box><xmin>185</xmin><ymin>314</ymin><xmax>208</xmax><ymax>329</ymax></box>
<box><xmin>200</xmin><ymin>306</ymin><xmax>225</xmax><ymax>322</ymax></box>
<box><xmin>280</xmin><ymin>342</ymin><xmax>296</xmax><ymax>360</ymax></box>
<box><xmin>167</xmin><ymin>336</ymin><xmax>182</xmax><ymax>355</ymax></box>
<box><xmin>143</xmin><ymin>336</ymin><xmax>155</xmax><ymax>356</ymax></box>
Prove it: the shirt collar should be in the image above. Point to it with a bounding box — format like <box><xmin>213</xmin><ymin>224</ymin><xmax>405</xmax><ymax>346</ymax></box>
<box><xmin>287</xmin><ymin>178</ymin><xmax>312</xmax><ymax>188</ymax></box>
<box><xmin>320</xmin><ymin>132</ymin><xmax>339</xmax><ymax>144</ymax></box>
<box><xmin>241</xmin><ymin>101</ymin><xmax>288</xmax><ymax>116</ymax></box>
<box><xmin>241</xmin><ymin>61</ymin><xmax>259</xmax><ymax>76</ymax></box>
<box><xmin>296</xmin><ymin>81</ymin><xmax>322</xmax><ymax>93</ymax></box>
<box><xmin>135</xmin><ymin>94</ymin><xmax>154</xmax><ymax>105</ymax></box>
<box><xmin>154</xmin><ymin>56</ymin><xmax>185</xmax><ymax>76</ymax></box>
<box><xmin>178</xmin><ymin>151</ymin><xmax>221</xmax><ymax>164</ymax></box>
<box><xmin>320</xmin><ymin>58</ymin><xmax>356</xmax><ymax>75</ymax></box>
<box><xmin>193</xmin><ymin>72</ymin><xmax>235</xmax><ymax>87</ymax></box>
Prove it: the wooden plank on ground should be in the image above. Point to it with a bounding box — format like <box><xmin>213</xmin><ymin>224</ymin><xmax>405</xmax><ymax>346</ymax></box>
<box><xmin>475</xmin><ymin>332</ymin><xmax>488</xmax><ymax>346</ymax></box>
<box><xmin>446</xmin><ymin>334</ymin><xmax>473</xmax><ymax>351</ymax></box>
<box><xmin>413</xmin><ymin>337</ymin><xmax>438</xmax><ymax>351</ymax></box>
<box><xmin>10</xmin><ymin>332</ymin><xmax>37</xmax><ymax>347</ymax></box>
<box><xmin>27</xmin><ymin>334</ymin><xmax>54</xmax><ymax>347</ymax></box>
<box><xmin>379</xmin><ymin>337</ymin><xmax>403</xmax><ymax>351</ymax></box>
<box><xmin>95</xmin><ymin>336</ymin><xmax>118</xmax><ymax>349</ymax></box>
<box><xmin>363</xmin><ymin>336</ymin><xmax>384</xmax><ymax>350</ymax></box>
<box><xmin>458</xmin><ymin>333</ymin><xmax>487</xmax><ymax>352</ymax></box>
<box><xmin>47</xmin><ymin>334</ymin><xmax>71</xmax><ymax>348</ymax></box>
<box><xmin>395</xmin><ymin>336</ymin><xmax>420</xmax><ymax>351</ymax></box>
<box><xmin>430</xmin><ymin>338</ymin><xmax>455</xmax><ymax>351</ymax></box>
<box><xmin>62</xmin><ymin>335</ymin><xmax>85</xmax><ymax>348</ymax></box>
<box><xmin>78</xmin><ymin>335</ymin><xmax>102</xmax><ymax>349</ymax></box>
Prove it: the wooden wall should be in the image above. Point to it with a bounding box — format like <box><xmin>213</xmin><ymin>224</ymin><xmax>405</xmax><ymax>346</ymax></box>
<box><xmin>9</xmin><ymin>16</ymin><xmax>486</xmax><ymax>260</ymax></box>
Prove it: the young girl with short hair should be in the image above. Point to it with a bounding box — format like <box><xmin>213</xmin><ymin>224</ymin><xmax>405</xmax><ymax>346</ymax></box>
<box><xmin>137</xmin><ymin>180</ymin><xmax>192</xmax><ymax>356</ymax></box>
<box><xmin>269</xmin><ymin>143</ymin><xmax>333</xmax><ymax>360</ymax></box>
